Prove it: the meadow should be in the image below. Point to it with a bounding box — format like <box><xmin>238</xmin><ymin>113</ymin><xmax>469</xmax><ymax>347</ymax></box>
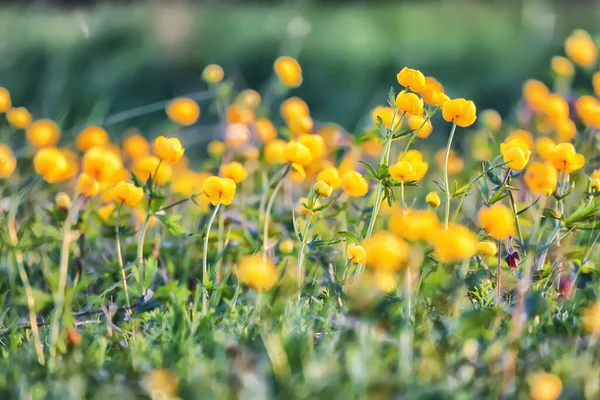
<box><xmin>1</xmin><ymin>14</ymin><xmax>600</xmax><ymax>400</ymax></box>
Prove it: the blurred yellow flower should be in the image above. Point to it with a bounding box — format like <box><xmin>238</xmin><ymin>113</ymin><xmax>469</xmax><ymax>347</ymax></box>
<box><xmin>530</xmin><ymin>372</ymin><xmax>562</xmax><ymax>400</ymax></box>
<box><xmin>274</xmin><ymin>56</ymin><xmax>303</xmax><ymax>87</ymax></box>
<box><xmin>142</xmin><ymin>369</ymin><xmax>179</xmax><ymax>400</ymax></box>
<box><xmin>298</xmin><ymin>134</ymin><xmax>324</xmax><ymax>160</ymax></box>
<box><xmin>389</xmin><ymin>208</ymin><xmax>439</xmax><ymax>242</ymax></box>
<box><xmin>435</xmin><ymin>149</ymin><xmax>464</xmax><ymax>175</ymax></box>
<box><xmin>396</xmin><ymin>67</ymin><xmax>426</xmax><ymax>92</ymax></box>
<box><xmin>347</xmin><ymin>244</ymin><xmax>367</xmax><ymax>264</ymax></box>
<box><xmin>254</xmin><ymin>117</ymin><xmax>277</xmax><ymax>143</ymax></box>
<box><xmin>6</xmin><ymin>107</ymin><xmax>32</xmax><ymax>129</ymax></box>
<box><xmin>26</xmin><ymin>119</ymin><xmax>60</xmax><ymax>148</ymax></box>
<box><xmin>288</xmin><ymin>114</ymin><xmax>314</xmax><ymax>136</ymax></box>
<box><xmin>593</xmin><ymin>71</ymin><xmax>600</xmax><ymax>97</ymax></box>
<box><xmin>341</xmin><ymin>170</ymin><xmax>369</xmax><ymax>197</ymax></box>
<box><xmin>535</xmin><ymin>137</ymin><xmax>556</xmax><ymax>162</ymax></box>
<box><xmin>555</xmin><ymin>118</ymin><xmax>577</xmax><ymax>142</ymax></box>
<box><xmin>371</xmin><ymin>106</ymin><xmax>399</xmax><ymax>131</ymax></box>
<box><xmin>284</xmin><ymin>140</ymin><xmax>312</xmax><ymax>166</ymax></box>
<box><xmin>407</xmin><ymin>114</ymin><xmax>433</xmax><ymax>138</ymax></box>
<box><xmin>76</xmin><ymin>126</ymin><xmax>109</xmax><ymax>151</ymax></box>
<box><xmin>0</xmin><ymin>145</ymin><xmax>17</xmax><ymax>179</ymax></box>
<box><xmin>314</xmin><ymin>180</ymin><xmax>332</xmax><ymax>198</ymax></box>
<box><xmin>431</xmin><ymin>224</ymin><xmax>478</xmax><ymax>263</ymax></box>
<box><xmin>551</xmin><ymin>56</ymin><xmax>574</xmax><ymax>77</ymax></box>
<box><xmin>542</xmin><ymin>93</ymin><xmax>570</xmax><ymax>123</ymax></box>
<box><xmin>550</xmin><ymin>143</ymin><xmax>585</xmax><ymax>173</ymax></box>
<box><xmin>506</xmin><ymin>129</ymin><xmax>534</xmax><ymax>150</ymax></box>
<box><xmin>237</xmin><ymin>255</ymin><xmax>279</xmax><ymax>291</ymax></box>
<box><xmin>224</xmin><ymin>123</ymin><xmax>250</xmax><ymax>148</ymax></box>
<box><xmin>575</xmin><ymin>95</ymin><xmax>600</xmax><ymax>127</ymax></box>
<box><xmin>55</xmin><ymin>192</ymin><xmax>72</xmax><ymax>209</ymax></box>
<box><xmin>523</xmin><ymin>79</ymin><xmax>550</xmax><ymax>112</ymax></box>
<box><xmin>525</xmin><ymin>162</ymin><xmax>558</xmax><ymax>196</ymax></box>
<box><xmin>363</xmin><ymin>231</ymin><xmax>410</xmax><ymax>272</ymax></box>
<box><xmin>477</xmin><ymin>241</ymin><xmax>498</xmax><ymax>256</ymax></box>
<box><xmin>480</xmin><ymin>109</ymin><xmax>502</xmax><ymax>132</ymax></box>
<box><xmin>316</xmin><ymin>166</ymin><xmax>342</xmax><ymax>190</ymax></box>
<box><xmin>76</xmin><ymin>173</ymin><xmax>100</xmax><ymax>197</ymax></box>
<box><xmin>237</xmin><ymin>89</ymin><xmax>261</xmax><ymax>109</ymax></box>
<box><xmin>478</xmin><ymin>204</ymin><xmax>515</xmax><ymax>240</ymax></box>
<box><xmin>565</xmin><ymin>29</ymin><xmax>597</xmax><ymax>67</ymax></box>
<box><xmin>166</xmin><ymin>97</ymin><xmax>200</xmax><ymax>126</ymax></box>
<box><xmin>583</xmin><ymin>301</ymin><xmax>600</xmax><ymax>335</ymax></box>
<box><xmin>220</xmin><ymin>161</ymin><xmax>248</xmax><ymax>183</ymax></box>
<box><xmin>122</xmin><ymin>133</ymin><xmax>150</xmax><ymax>161</ymax></box>
<box><xmin>202</xmin><ymin>176</ymin><xmax>236</xmax><ymax>206</ymax></box>
<box><xmin>133</xmin><ymin>156</ymin><xmax>173</xmax><ymax>186</ymax></box>
<box><xmin>0</xmin><ymin>87</ymin><xmax>11</xmax><ymax>112</ymax></box>
<box><xmin>83</xmin><ymin>147</ymin><xmax>124</xmax><ymax>184</ymax></box>
<box><xmin>226</xmin><ymin>103</ymin><xmax>255</xmax><ymax>124</ymax></box>
<box><xmin>97</xmin><ymin>203</ymin><xmax>116</xmax><ymax>221</ymax></box>
<box><xmin>154</xmin><ymin>136</ymin><xmax>185</xmax><ymax>163</ymax></box>
<box><xmin>202</xmin><ymin>64</ymin><xmax>224</xmax><ymax>84</ymax></box>
<box><xmin>263</xmin><ymin>139</ymin><xmax>287</xmax><ymax>165</ymax></box>
<box><xmin>34</xmin><ymin>147</ymin><xmax>68</xmax><ymax>183</ymax></box>
<box><xmin>113</xmin><ymin>181</ymin><xmax>144</xmax><ymax>207</ymax></box>
<box><xmin>281</xmin><ymin>97</ymin><xmax>309</xmax><ymax>123</ymax></box>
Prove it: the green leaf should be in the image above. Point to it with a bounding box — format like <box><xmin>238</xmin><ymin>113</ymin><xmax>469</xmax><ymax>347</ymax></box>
<box><xmin>376</xmin><ymin>164</ymin><xmax>390</xmax><ymax>180</ymax></box>
<box><xmin>565</xmin><ymin>199</ymin><xmax>600</xmax><ymax>226</ymax></box>
<box><xmin>489</xmin><ymin>181</ymin><xmax>509</xmax><ymax>204</ymax></box>
<box><xmin>451</xmin><ymin>182</ymin><xmax>470</xmax><ymax>198</ymax></box>
<box><xmin>359</xmin><ymin>161</ymin><xmax>378</xmax><ymax>181</ymax></box>
<box><xmin>542</xmin><ymin>208</ymin><xmax>563</xmax><ymax>220</ymax></box>
<box><xmin>131</xmin><ymin>172</ymin><xmax>144</xmax><ymax>188</ymax></box>
<box><xmin>17</xmin><ymin>288</ymin><xmax>53</xmax><ymax>313</ymax></box>
<box><xmin>157</xmin><ymin>214</ymin><xmax>187</xmax><ymax>236</ymax></box>
<box><xmin>387</xmin><ymin>86</ymin><xmax>396</xmax><ymax>108</ymax></box>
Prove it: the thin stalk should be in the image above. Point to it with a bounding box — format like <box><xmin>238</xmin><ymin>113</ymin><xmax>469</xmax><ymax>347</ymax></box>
<box><xmin>400</xmin><ymin>181</ymin><xmax>406</xmax><ymax>209</ymax></box>
<box><xmin>497</xmin><ymin>238</ymin><xmax>502</xmax><ymax>305</ymax></box>
<box><xmin>506</xmin><ymin>173</ymin><xmax>525</xmax><ymax>254</ymax></box>
<box><xmin>136</xmin><ymin>214</ymin><xmax>151</xmax><ymax>292</ymax></box>
<box><xmin>297</xmin><ymin>210</ymin><xmax>314</xmax><ymax>289</ymax></box>
<box><xmin>202</xmin><ymin>201</ymin><xmax>221</xmax><ymax>314</ymax></box>
<box><xmin>49</xmin><ymin>195</ymin><xmax>83</xmax><ymax>362</ymax></box>
<box><xmin>443</xmin><ymin>122</ymin><xmax>458</xmax><ymax>229</ymax></box>
<box><xmin>115</xmin><ymin>203</ymin><xmax>131</xmax><ymax>310</ymax></box>
<box><xmin>263</xmin><ymin>167</ymin><xmax>290</xmax><ymax>259</ymax></box>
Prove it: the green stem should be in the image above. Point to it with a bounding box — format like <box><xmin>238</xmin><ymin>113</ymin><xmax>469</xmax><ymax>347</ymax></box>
<box><xmin>202</xmin><ymin>201</ymin><xmax>221</xmax><ymax>315</ymax></box>
<box><xmin>297</xmin><ymin>211</ymin><xmax>314</xmax><ymax>290</ymax></box>
<box><xmin>508</xmin><ymin>185</ymin><xmax>525</xmax><ymax>254</ymax></box>
<box><xmin>115</xmin><ymin>203</ymin><xmax>131</xmax><ymax>310</ymax></box>
<box><xmin>263</xmin><ymin>165</ymin><xmax>290</xmax><ymax>258</ymax></box>
<box><xmin>443</xmin><ymin>122</ymin><xmax>458</xmax><ymax>229</ymax></box>
<box><xmin>497</xmin><ymin>239</ymin><xmax>502</xmax><ymax>305</ymax></box>
<box><xmin>137</xmin><ymin>213</ymin><xmax>150</xmax><ymax>293</ymax></box>
<box><xmin>400</xmin><ymin>181</ymin><xmax>406</xmax><ymax>209</ymax></box>
<box><xmin>49</xmin><ymin>195</ymin><xmax>83</xmax><ymax>363</ymax></box>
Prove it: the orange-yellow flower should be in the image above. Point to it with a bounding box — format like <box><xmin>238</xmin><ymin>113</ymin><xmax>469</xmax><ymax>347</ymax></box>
<box><xmin>280</xmin><ymin>97</ymin><xmax>309</xmax><ymax>123</ymax></box>
<box><xmin>288</xmin><ymin>114</ymin><xmax>314</xmax><ymax>135</ymax></box>
<box><xmin>594</xmin><ymin>71</ymin><xmax>600</xmax><ymax>97</ymax></box>
<box><xmin>113</xmin><ymin>181</ymin><xmax>144</xmax><ymax>206</ymax></box>
<box><xmin>554</xmin><ymin>118</ymin><xmax>577</xmax><ymax>142</ymax></box>
<box><xmin>420</xmin><ymin>77</ymin><xmax>445</xmax><ymax>106</ymax></box>
<box><xmin>543</xmin><ymin>94</ymin><xmax>570</xmax><ymax>122</ymax></box>
<box><xmin>407</xmin><ymin>114</ymin><xmax>433</xmax><ymax>138</ymax></box>
<box><xmin>523</xmin><ymin>80</ymin><xmax>550</xmax><ymax>112</ymax></box>
<box><xmin>435</xmin><ymin>149</ymin><xmax>464</xmax><ymax>175</ymax></box>
<box><xmin>0</xmin><ymin>88</ymin><xmax>11</xmax><ymax>112</ymax></box>
<box><xmin>284</xmin><ymin>140</ymin><xmax>312</xmax><ymax>166</ymax></box>
<box><xmin>551</xmin><ymin>56</ymin><xmax>575</xmax><ymax>77</ymax></box>
<box><xmin>55</xmin><ymin>192</ymin><xmax>72</xmax><ymax>209</ymax></box>
<box><xmin>389</xmin><ymin>208</ymin><xmax>439</xmax><ymax>242</ymax></box>
<box><xmin>314</xmin><ymin>180</ymin><xmax>332</xmax><ymax>198</ymax></box>
<box><xmin>341</xmin><ymin>170</ymin><xmax>369</xmax><ymax>197</ymax></box>
<box><xmin>122</xmin><ymin>133</ymin><xmax>150</xmax><ymax>161</ymax></box>
<box><xmin>133</xmin><ymin>156</ymin><xmax>173</xmax><ymax>186</ymax></box>
<box><xmin>82</xmin><ymin>147</ymin><xmax>124</xmax><ymax>184</ymax></box>
<box><xmin>76</xmin><ymin>126</ymin><xmax>109</xmax><ymax>151</ymax></box>
<box><xmin>97</xmin><ymin>203</ymin><xmax>116</xmax><ymax>222</ymax></box>
<box><xmin>298</xmin><ymin>134</ymin><xmax>325</xmax><ymax>160</ymax></box>
<box><xmin>478</xmin><ymin>204</ymin><xmax>515</xmax><ymax>240</ymax></box>
<box><xmin>500</xmin><ymin>139</ymin><xmax>531</xmax><ymax>171</ymax></box>
<box><xmin>237</xmin><ymin>89</ymin><xmax>261</xmax><ymax>109</ymax></box>
<box><xmin>237</xmin><ymin>255</ymin><xmax>279</xmax><ymax>291</ymax></box>
<box><xmin>535</xmin><ymin>137</ymin><xmax>557</xmax><ymax>162</ymax></box>
<box><xmin>550</xmin><ymin>143</ymin><xmax>585</xmax><ymax>173</ymax></box>
<box><xmin>0</xmin><ymin>145</ymin><xmax>16</xmax><ymax>178</ymax></box>
<box><xmin>254</xmin><ymin>117</ymin><xmax>277</xmax><ymax>143</ymax></box>
<box><xmin>583</xmin><ymin>301</ymin><xmax>600</xmax><ymax>336</ymax></box>
<box><xmin>525</xmin><ymin>162</ymin><xmax>558</xmax><ymax>196</ymax></box>
<box><xmin>371</xmin><ymin>106</ymin><xmax>399</xmax><ymax>131</ymax></box>
<box><xmin>274</xmin><ymin>56</ymin><xmax>303</xmax><ymax>87</ymax></box>
<box><xmin>442</xmin><ymin>98</ymin><xmax>477</xmax><ymax>127</ymax></box>
<box><xmin>426</xmin><ymin>191</ymin><xmax>440</xmax><ymax>208</ymax></box>
<box><xmin>390</xmin><ymin>150</ymin><xmax>428</xmax><ymax>182</ymax></box>
<box><xmin>363</xmin><ymin>231</ymin><xmax>410</xmax><ymax>272</ymax></box>
<box><xmin>166</xmin><ymin>98</ymin><xmax>200</xmax><ymax>126</ymax></box>
<box><xmin>154</xmin><ymin>136</ymin><xmax>185</xmax><ymax>163</ymax></box>
<box><xmin>26</xmin><ymin>119</ymin><xmax>60</xmax><ymax>148</ymax></box>
<box><xmin>530</xmin><ymin>372</ymin><xmax>563</xmax><ymax>400</ymax></box>
<box><xmin>316</xmin><ymin>166</ymin><xmax>342</xmax><ymax>189</ymax></box>
<box><xmin>202</xmin><ymin>64</ymin><xmax>224</xmax><ymax>84</ymax></box>
<box><xmin>220</xmin><ymin>161</ymin><xmax>248</xmax><ymax>183</ymax></box>
<box><xmin>565</xmin><ymin>29</ymin><xmax>597</xmax><ymax>67</ymax></box>
<box><xmin>477</xmin><ymin>241</ymin><xmax>498</xmax><ymax>256</ymax></box>
<box><xmin>395</xmin><ymin>91</ymin><xmax>424</xmax><ymax>116</ymax></box>
<box><xmin>208</xmin><ymin>140</ymin><xmax>226</xmax><ymax>158</ymax></box>
<box><xmin>264</xmin><ymin>139</ymin><xmax>287</xmax><ymax>164</ymax></box>
<box><xmin>396</xmin><ymin>67</ymin><xmax>426</xmax><ymax>92</ymax></box>
<box><xmin>224</xmin><ymin>123</ymin><xmax>249</xmax><ymax>148</ymax></box>
<box><xmin>347</xmin><ymin>244</ymin><xmax>367</xmax><ymax>264</ymax></box>
<box><xmin>76</xmin><ymin>172</ymin><xmax>100</xmax><ymax>197</ymax></box>
<box><xmin>575</xmin><ymin>95</ymin><xmax>600</xmax><ymax>127</ymax></box>
<box><xmin>480</xmin><ymin>109</ymin><xmax>502</xmax><ymax>132</ymax></box>
<box><xmin>226</xmin><ymin>103</ymin><xmax>255</xmax><ymax>124</ymax></box>
<box><xmin>202</xmin><ymin>176</ymin><xmax>236</xmax><ymax>206</ymax></box>
<box><xmin>431</xmin><ymin>224</ymin><xmax>478</xmax><ymax>263</ymax></box>
<box><xmin>6</xmin><ymin>107</ymin><xmax>32</xmax><ymax>129</ymax></box>
<box><xmin>506</xmin><ymin>129</ymin><xmax>534</xmax><ymax>150</ymax></box>
<box><xmin>34</xmin><ymin>147</ymin><xmax>68</xmax><ymax>183</ymax></box>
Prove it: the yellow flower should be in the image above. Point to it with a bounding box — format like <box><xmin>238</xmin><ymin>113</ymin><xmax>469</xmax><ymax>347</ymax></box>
<box><xmin>556</xmin><ymin>118</ymin><xmax>578</xmax><ymax>143</ymax></box>
<box><xmin>426</xmin><ymin>191</ymin><xmax>440</xmax><ymax>208</ymax></box>
<box><xmin>279</xmin><ymin>239</ymin><xmax>294</xmax><ymax>254</ymax></box>
<box><xmin>530</xmin><ymin>372</ymin><xmax>563</xmax><ymax>400</ymax></box>
<box><xmin>133</xmin><ymin>156</ymin><xmax>173</xmax><ymax>186</ymax></box>
<box><xmin>224</xmin><ymin>123</ymin><xmax>249</xmax><ymax>148</ymax></box>
<box><xmin>154</xmin><ymin>136</ymin><xmax>185</xmax><ymax>163</ymax></box>
<box><xmin>390</xmin><ymin>150</ymin><xmax>428</xmax><ymax>182</ymax></box>
<box><xmin>431</xmin><ymin>224</ymin><xmax>478</xmax><ymax>263</ymax></box>
<box><xmin>6</xmin><ymin>107</ymin><xmax>32</xmax><ymax>129</ymax></box>
<box><xmin>419</xmin><ymin>77</ymin><xmax>444</xmax><ymax>103</ymax></box>
<box><xmin>480</xmin><ymin>109</ymin><xmax>502</xmax><ymax>132</ymax></box>
<box><xmin>76</xmin><ymin>172</ymin><xmax>100</xmax><ymax>197</ymax></box>
<box><xmin>142</xmin><ymin>369</ymin><xmax>179</xmax><ymax>400</ymax></box>
<box><xmin>395</xmin><ymin>91</ymin><xmax>424</xmax><ymax>116</ymax></box>
<box><xmin>298</xmin><ymin>134</ymin><xmax>324</xmax><ymax>160</ymax></box>
<box><xmin>525</xmin><ymin>162</ymin><xmax>558</xmax><ymax>196</ymax></box>
<box><xmin>477</xmin><ymin>241</ymin><xmax>498</xmax><ymax>256</ymax></box>
<box><xmin>113</xmin><ymin>181</ymin><xmax>144</xmax><ymax>206</ymax></box>
<box><xmin>166</xmin><ymin>98</ymin><xmax>200</xmax><ymax>126</ymax></box>
<box><xmin>237</xmin><ymin>255</ymin><xmax>279</xmax><ymax>291</ymax></box>
<box><xmin>202</xmin><ymin>176</ymin><xmax>236</xmax><ymax>206</ymax></box>
<box><xmin>341</xmin><ymin>170</ymin><xmax>369</xmax><ymax>197</ymax></box>
<box><xmin>435</xmin><ymin>149</ymin><xmax>464</xmax><ymax>175</ymax></box>
<box><xmin>226</xmin><ymin>103</ymin><xmax>255</xmax><ymax>124</ymax></box>
<box><xmin>543</xmin><ymin>94</ymin><xmax>570</xmax><ymax>123</ymax></box>
<box><xmin>122</xmin><ymin>133</ymin><xmax>150</xmax><ymax>161</ymax></box>
<box><xmin>347</xmin><ymin>244</ymin><xmax>367</xmax><ymax>264</ymax></box>
<box><xmin>202</xmin><ymin>64</ymin><xmax>224</xmax><ymax>84</ymax></box>
<box><xmin>97</xmin><ymin>203</ymin><xmax>116</xmax><ymax>221</ymax></box>
<box><xmin>26</xmin><ymin>119</ymin><xmax>60</xmax><ymax>148</ymax></box>
<box><xmin>280</xmin><ymin>97</ymin><xmax>309</xmax><ymax>123</ymax></box>
<box><xmin>594</xmin><ymin>71</ymin><xmax>600</xmax><ymax>97</ymax></box>
<box><xmin>76</xmin><ymin>126</ymin><xmax>109</xmax><ymax>151</ymax></box>
<box><xmin>290</xmin><ymin>163</ymin><xmax>306</xmax><ymax>183</ymax></box>
<box><xmin>550</xmin><ymin>142</ymin><xmax>585</xmax><ymax>173</ymax></box>
<box><xmin>478</xmin><ymin>204</ymin><xmax>515</xmax><ymax>240</ymax></box>
<box><xmin>535</xmin><ymin>137</ymin><xmax>557</xmax><ymax>162</ymax></box>
<box><xmin>316</xmin><ymin>166</ymin><xmax>342</xmax><ymax>190</ymax></box>
<box><xmin>237</xmin><ymin>89</ymin><xmax>261</xmax><ymax>109</ymax></box>
<box><xmin>284</xmin><ymin>140</ymin><xmax>312</xmax><ymax>166</ymax></box>
<box><xmin>407</xmin><ymin>114</ymin><xmax>433</xmax><ymax>138</ymax></box>
<box><xmin>55</xmin><ymin>192</ymin><xmax>72</xmax><ymax>209</ymax></box>
<box><xmin>389</xmin><ymin>208</ymin><xmax>440</xmax><ymax>242</ymax></box>
<box><xmin>442</xmin><ymin>98</ymin><xmax>477</xmax><ymax>127</ymax></box>
<box><xmin>0</xmin><ymin>145</ymin><xmax>17</xmax><ymax>179</ymax></box>
<box><xmin>506</xmin><ymin>129</ymin><xmax>534</xmax><ymax>150</ymax></box>
<box><xmin>396</xmin><ymin>67</ymin><xmax>426</xmax><ymax>92</ymax></box>
<box><xmin>575</xmin><ymin>95</ymin><xmax>600</xmax><ymax>127</ymax></box>
<box><xmin>57</xmin><ymin>148</ymin><xmax>80</xmax><ymax>181</ymax></box>
<box><xmin>34</xmin><ymin>147</ymin><xmax>68</xmax><ymax>183</ymax></box>
<box><xmin>263</xmin><ymin>139</ymin><xmax>286</xmax><ymax>165</ymax></box>
<box><xmin>274</xmin><ymin>56</ymin><xmax>303</xmax><ymax>87</ymax></box>
<box><xmin>583</xmin><ymin>301</ymin><xmax>600</xmax><ymax>335</ymax></box>
<box><xmin>551</xmin><ymin>56</ymin><xmax>575</xmax><ymax>77</ymax></box>
<box><xmin>362</xmin><ymin>231</ymin><xmax>410</xmax><ymax>272</ymax></box>
<box><xmin>220</xmin><ymin>161</ymin><xmax>248</xmax><ymax>183</ymax></box>
<box><xmin>0</xmin><ymin>87</ymin><xmax>11</xmax><ymax>112</ymax></box>
<box><xmin>172</xmin><ymin>171</ymin><xmax>208</xmax><ymax>197</ymax></box>
<box><xmin>288</xmin><ymin>114</ymin><xmax>314</xmax><ymax>136</ymax></box>
<box><xmin>82</xmin><ymin>147</ymin><xmax>124</xmax><ymax>184</ymax></box>
<box><xmin>254</xmin><ymin>117</ymin><xmax>277</xmax><ymax>143</ymax></box>
<box><xmin>207</xmin><ymin>140</ymin><xmax>226</xmax><ymax>158</ymax></box>
<box><xmin>314</xmin><ymin>180</ymin><xmax>332</xmax><ymax>198</ymax></box>
<box><xmin>500</xmin><ymin>139</ymin><xmax>531</xmax><ymax>171</ymax></box>
<box><xmin>523</xmin><ymin>79</ymin><xmax>550</xmax><ymax>112</ymax></box>
<box><xmin>565</xmin><ymin>29</ymin><xmax>597</xmax><ymax>67</ymax></box>
<box><xmin>371</xmin><ymin>106</ymin><xmax>399</xmax><ymax>131</ymax></box>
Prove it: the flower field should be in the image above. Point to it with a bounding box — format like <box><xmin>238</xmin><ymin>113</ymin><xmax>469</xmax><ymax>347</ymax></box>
<box><xmin>1</xmin><ymin>24</ymin><xmax>600</xmax><ymax>399</ymax></box>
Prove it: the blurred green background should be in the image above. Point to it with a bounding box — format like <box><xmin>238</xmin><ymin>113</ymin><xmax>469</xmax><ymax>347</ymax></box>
<box><xmin>0</xmin><ymin>1</ymin><xmax>599</xmax><ymax>146</ymax></box>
